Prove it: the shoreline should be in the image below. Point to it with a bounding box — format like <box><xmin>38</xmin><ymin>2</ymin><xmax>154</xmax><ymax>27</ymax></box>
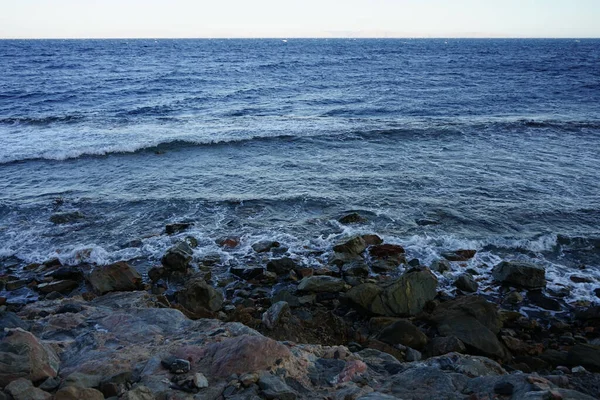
<box><xmin>1</xmin><ymin>221</ymin><xmax>600</xmax><ymax>399</ymax></box>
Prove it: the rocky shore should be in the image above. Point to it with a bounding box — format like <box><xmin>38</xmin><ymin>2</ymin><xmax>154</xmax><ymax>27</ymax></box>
<box><xmin>1</xmin><ymin>220</ymin><xmax>600</xmax><ymax>399</ymax></box>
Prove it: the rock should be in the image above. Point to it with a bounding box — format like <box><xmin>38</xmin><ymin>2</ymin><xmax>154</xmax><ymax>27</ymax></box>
<box><xmin>405</xmin><ymin>348</ymin><xmax>422</xmax><ymax>362</ymax></box>
<box><xmin>50</xmin><ymin>211</ymin><xmax>84</xmax><ymax>224</ymax></box>
<box><xmin>298</xmin><ymin>276</ymin><xmax>346</xmax><ymax>293</ymax></box>
<box><xmin>442</xmin><ymin>249</ymin><xmax>477</xmax><ymax>261</ymax></box>
<box><xmin>567</xmin><ymin>344</ymin><xmax>600</xmax><ymax>371</ymax></box>
<box><xmin>121</xmin><ymin>385</ymin><xmax>156</xmax><ymax>400</ymax></box>
<box><xmin>377</xmin><ymin>319</ymin><xmax>428</xmax><ymax>350</ymax></box>
<box><xmin>61</xmin><ymin>372</ymin><xmax>102</xmax><ymax>388</ymax></box>
<box><xmin>454</xmin><ymin>273</ymin><xmax>478</xmax><ymax>292</ymax></box>
<box><xmin>272</xmin><ymin>290</ymin><xmax>301</xmax><ymax>308</ymax></box>
<box><xmin>494</xmin><ymin>381</ymin><xmax>514</xmax><ymax>395</ymax></box>
<box><xmin>88</xmin><ymin>261</ymin><xmax>143</xmax><ymax>294</ymax></box>
<box><xmin>369</xmin><ymin>244</ymin><xmax>406</xmax><ymax>271</ymax></box>
<box><xmin>206</xmin><ymin>335</ymin><xmax>292</xmax><ymax>377</ymax></box>
<box><xmin>0</xmin><ymin>328</ymin><xmax>60</xmax><ymax>386</ymax></box>
<box><xmin>216</xmin><ymin>236</ymin><xmax>240</xmax><ymax>248</ymax></box>
<box><xmin>346</xmin><ymin>283</ymin><xmax>383</xmax><ymax>312</ymax></box>
<box><xmin>37</xmin><ymin>279</ymin><xmax>79</xmax><ymax>294</ymax></box>
<box><xmin>193</xmin><ymin>372</ymin><xmax>209</xmax><ymax>388</ymax></box>
<box><xmin>430</xmin><ymin>296</ymin><xmax>506</xmax><ymax>359</ymax></box>
<box><xmin>262</xmin><ymin>301</ymin><xmax>291</xmax><ymax>330</ymax></box>
<box><xmin>333</xmin><ymin>236</ymin><xmax>367</xmax><ymax>256</ymax></box>
<box><xmin>230</xmin><ymin>265</ymin><xmax>267</xmax><ymax>281</ymax></box>
<box><xmin>5</xmin><ymin>378</ymin><xmax>51</xmax><ymax>400</ymax></box>
<box><xmin>240</xmin><ymin>372</ymin><xmax>259</xmax><ymax>387</ymax></box>
<box><xmin>407</xmin><ymin>258</ymin><xmax>420</xmax><ymax>267</ymax></box>
<box><xmin>161</xmin><ymin>241</ymin><xmax>193</xmax><ymax>272</ymax></box>
<box><xmin>38</xmin><ymin>376</ymin><xmax>60</xmax><ymax>391</ymax></box>
<box><xmin>540</xmin><ymin>350</ymin><xmax>569</xmax><ymax>367</ymax></box>
<box><xmin>258</xmin><ymin>371</ymin><xmax>297</xmax><ymax>400</ymax></box>
<box><xmin>504</xmin><ymin>291</ymin><xmax>524</xmax><ymax>304</ymax></box>
<box><xmin>49</xmin><ymin>266</ymin><xmax>84</xmax><ymax>281</ymax></box>
<box><xmin>266</xmin><ymin>257</ymin><xmax>297</xmax><ymax>275</ymax></box>
<box><xmin>369</xmin><ymin>268</ymin><xmax>438</xmax><ymax>316</ymax></box>
<box><xmin>0</xmin><ymin>311</ymin><xmax>30</xmax><ymax>332</ymax></box>
<box><xmin>342</xmin><ymin>260</ymin><xmax>370</xmax><ymax>277</ymax></box>
<box><xmin>430</xmin><ymin>259</ymin><xmax>451</xmax><ymax>273</ymax></box>
<box><xmin>165</xmin><ymin>222</ymin><xmax>192</xmax><ymax>235</ymax></box>
<box><xmin>252</xmin><ymin>240</ymin><xmax>280</xmax><ymax>253</ymax></box>
<box><xmin>176</xmin><ymin>277</ymin><xmax>223</xmax><ymax>313</ymax></box>
<box><xmin>54</xmin><ymin>386</ymin><xmax>104</xmax><ymax>400</ymax></box>
<box><xmin>161</xmin><ymin>357</ymin><xmax>191</xmax><ymax>374</ymax></box>
<box><xmin>527</xmin><ymin>290</ymin><xmax>561</xmax><ymax>311</ymax></box>
<box><xmin>570</xmin><ymin>275</ymin><xmax>594</xmax><ymax>283</ymax></box>
<box><xmin>428</xmin><ymin>336</ymin><xmax>467</xmax><ymax>356</ymax></box>
<box><xmin>492</xmin><ymin>261</ymin><xmax>546</xmax><ymax>289</ymax></box>
<box><xmin>362</xmin><ymin>234</ymin><xmax>383</xmax><ymax>246</ymax></box>
<box><xmin>339</xmin><ymin>212</ymin><xmax>367</xmax><ymax>224</ymax></box>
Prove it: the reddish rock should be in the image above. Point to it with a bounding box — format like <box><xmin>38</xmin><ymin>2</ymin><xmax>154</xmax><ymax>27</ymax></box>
<box><xmin>335</xmin><ymin>360</ymin><xmax>367</xmax><ymax>384</ymax></box>
<box><xmin>369</xmin><ymin>244</ymin><xmax>405</xmax><ymax>258</ymax></box>
<box><xmin>206</xmin><ymin>335</ymin><xmax>292</xmax><ymax>377</ymax></box>
<box><xmin>216</xmin><ymin>236</ymin><xmax>240</xmax><ymax>248</ymax></box>
<box><xmin>88</xmin><ymin>262</ymin><xmax>143</xmax><ymax>294</ymax></box>
<box><xmin>442</xmin><ymin>249</ymin><xmax>477</xmax><ymax>262</ymax></box>
<box><xmin>0</xmin><ymin>329</ymin><xmax>60</xmax><ymax>386</ymax></box>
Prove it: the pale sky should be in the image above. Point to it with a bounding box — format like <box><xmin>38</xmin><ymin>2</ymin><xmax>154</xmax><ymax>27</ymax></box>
<box><xmin>1</xmin><ymin>0</ymin><xmax>599</xmax><ymax>39</ymax></box>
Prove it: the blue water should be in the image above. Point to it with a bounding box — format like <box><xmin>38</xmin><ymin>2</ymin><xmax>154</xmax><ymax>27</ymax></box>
<box><xmin>1</xmin><ymin>39</ymin><xmax>600</xmax><ymax>298</ymax></box>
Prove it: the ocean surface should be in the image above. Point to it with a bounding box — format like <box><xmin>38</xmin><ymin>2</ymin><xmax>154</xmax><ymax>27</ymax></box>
<box><xmin>1</xmin><ymin>39</ymin><xmax>600</xmax><ymax>301</ymax></box>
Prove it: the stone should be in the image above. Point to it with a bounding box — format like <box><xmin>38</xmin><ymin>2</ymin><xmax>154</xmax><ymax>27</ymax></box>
<box><xmin>39</xmin><ymin>376</ymin><xmax>60</xmax><ymax>391</ymax></box>
<box><xmin>377</xmin><ymin>319</ymin><xmax>428</xmax><ymax>350</ymax></box>
<box><xmin>54</xmin><ymin>386</ymin><xmax>104</xmax><ymax>400</ymax></box>
<box><xmin>258</xmin><ymin>371</ymin><xmax>297</xmax><ymax>400</ymax></box>
<box><xmin>37</xmin><ymin>279</ymin><xmax>79</xmax><ymax>294</ymax></box>
<box><xmin>216</xmin><ymin>236</ymin><xmax>240</xmax><ymax>248</ymax></box>
<box><xmin>176</xmin><ymin>277</ymin><xmax>223</xmax><ymax>313</ymax></box>
<box><xmin>430</xmin><ymin>296</ymin><xmax>506</xmax><ymax>359</ymax></box>
<box><xmin>492</xmin><ymin>261</ymin><xmax>546</xmax><ymax>289</ymax></box>
<box><xmin>494</xmin><ymin>381</ymin><xmax>514</xmax><ymax>395</ymax></box>
<box><xmin>567</xmin><ymin>344</ymin><xmax>600</xmax><ymax>371</ymax></box>
<box><xmin>333</xmin><ymin>236</ymin><xmax>367</xmax><ymax>256</ymax></box>
<box><xmin>121</xmin><ymin>385</ymin><xmax>156</xmax><ymax>400</ymax></box>
<box><xmin>266</xmin><ymin>257</ymin><xmax>297</xmax><ymax>275</ymax></box>
<box><xmin>161</xmin><ymin>357</ymin><xmax>191</xmax><ymax>374</ymax></box>
<box><xmin>362</xmin><ymin>234</ymin><xmax>383</xmax><ymax>246</ymax></box>
<box><xmin>505</xmin><ymin>291</ymin><xmax>524</xmax><ymax>304</ymax></box>
<box><xmin>165</xmin><ymin>222</ymin><xmax>192</xmax><ymax>235</ymax></box>
<box><xmin>5</xmin><ymin>378</ymin><xmax>51</xmax><ymax>400</ymax></box>
<box><xmin>430</xmin><ymin>259</ymin><xmax>451</xmax><ymax>273</ymax></box>
<box><xmin>252</xmin><ymin>240</ymin><xmax>280</xmax><ymax>253</ymax></box>
<box><xmin>441</xmin><ymin>249</ymin><xmax>477</xmax><ymax>261</ymax></box>
<box><xmin>262</xmin><ymin>301</ymin><xmax>291</xmax><ymax>330</ymax></box>
<box><xmin>230</xmin><ymin>265</ymin><xmax>266</xmax><ymax>281</ymax></box>
<box><xmin>342</xmin><ymin>260</ymin><xmax>370</xmax><ymax>277</ymax></box>
<box><xmin>0</xmin><ymin>311</ymin><xmax>30</xmax><ymax>332</ymax></box>
<box><xmin>428</xmin><ymin>336</ymin><xmax>467</xmax><ymax>356</ymax></box>
<box><xmin>193</xmin><ymin>372</ymin><xmax>209</xmax><ymax>388</ymax></box>
<box><xmin>272</xmin><ymin>290</ymin><xmax>301</xmax><ymax>308</ymax></box>
<box><xmin>405</xmin><ymin>348</ymin><xmax>422</xmax><ymax>362</ymax></box>
<box><xmin>339</xmin><ymin>212</ymin><xmax>367</xmax><ymax>224</ymax></box>
<box><xmin>298</xmin><ymin>276</ymin><xmax>346</xmax><ymax>293</ymax></box>
<box><xmin>88</xmin><ymin>261</ymin><xmax>142</xmax><ymax>294</ymax></box>
<box><xmin>369</xmin><ymin>268</ymin><xmax>438</xmax><ymax>316</ymax></box>
<box><xmin>346</xmin><ymin>283</ymin><xmax>383</xmax><ymax>312</ymax></box>
<box><xmin>50</xmin><ymin>211</ymin><xmax>84</xmax><ymax>224</ymax></box>
<box><xmin>0</xmin><ymin>328</ymin><xmax>60</xmax><ymax>386</ymax></box>
<box><xmin>454</xmin><ymin>273</ymin><xmax>478</xmax><ymax>292</ymax></box>
<box><xmin>240</xmin><ymin>372</ymin><xmax>259</xmax><ymax>387</ymax></box>
<box><xmin>369</xmin><ymin>244</ymin><xmax>406</xmax><ymax>271</ymax></box>
<box><xmin>161</xmin><ymin>241</ymin><xmax>193</xmax><ymax>272</ymax></box>
<box><xmin>61</xmin><ymin>372</ymin><xmax>102</xmax><ymax>388</ymax></box>
<box><xmin>527</xmin><ymin>290</ymin><xmax>561</xmax><ymax>311</ymax></box>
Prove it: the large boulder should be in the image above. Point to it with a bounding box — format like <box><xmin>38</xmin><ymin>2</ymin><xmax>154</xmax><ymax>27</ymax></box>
<box><xmin>0</xmin><ymin>329</ymin><xmax>60</xmax><ymax>386</ymax></box>
<box><xmin>176</xmin><ymin>278</ymin><xmax>223</xmax><ymax>313</ymax></box>
<box><xmin>567</xmin><ymin>344</ymin><xmax>600</xmax><ymax>371</ymax></box>
<box><xmin>430</xmin><ymin>296</ymin><xmax>506</xmax><ymax>359</ymax></box>
<box><xmin>492</xmin><ymin>261</ymin><xmax>546</xmax><ymax>289</ymax></box>
<box><xmin>5</xmin><ymin>378</ymin><xmax>51</xmax><ymax>400</ymax></box>
<box><xmin>333</xmin><ymin>236</ymin><xmax>367</xmax><ymax>256</ymax></box>
<box><xmin>266</xmin><ymin>257</ymin><xmax>297</xmax><ymax>275</ymax></box>
<box><xmin>161</xmin><ymin>241</ymin><xmax>193</xmax><ymax>272</ymax></box>
<box><xmin>88</xmin><ymin>262</ymin><xmax>143</xmax><ymax>294</ymax></box>
<box><xmin>377</xmin><ymin>319</ymin><xmax>428</xmax><ymax>350</ymax></box>
<box><xmin>346</xmin><ymin>284</ymin><xmax>383</xmax><ymax>312</ymax></box>
<box><xmin>370</xmin><ymin>269</ymin><xmax>438</xmax><ymax>316</ymax></box>
<box><xmin>297</xmin><ymin>276</ymin><xmax>346</xmax><ymax>293</ymax></box>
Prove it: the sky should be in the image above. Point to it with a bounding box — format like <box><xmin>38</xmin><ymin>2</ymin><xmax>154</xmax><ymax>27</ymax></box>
<box><xmin>1</xmin><ymin>0</ymin><xmax>599</xmax><ymax>39</ymax></box>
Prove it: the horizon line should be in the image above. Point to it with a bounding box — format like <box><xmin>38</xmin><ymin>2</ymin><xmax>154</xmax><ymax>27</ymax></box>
<box><xmin>1</xmin><ymin>36</ymin><xmax>598</xmax><ymax>40</ymax></box>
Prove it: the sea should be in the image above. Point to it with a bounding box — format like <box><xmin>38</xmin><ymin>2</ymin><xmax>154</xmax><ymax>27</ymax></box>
<box><xmin>1</xmin><ymin>39</ymin><xmax>599</xmax><ymax>302</ymax></box>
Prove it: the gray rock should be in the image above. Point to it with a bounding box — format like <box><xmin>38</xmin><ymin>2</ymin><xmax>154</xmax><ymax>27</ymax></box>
<box><xmin>262</xmin><ymin>301</ymin><xmax>291</xmax><ymax>330</ymax></box>
<box><xmin>333</xmin><ymin>236</ymin><xmax>367</xmax><ymax>256</ymax></box>
<box><xmin>266</xmin><ymin>257</ymin><xmax>296</xmax><ymax>275</ymax></box>
<box><xmin>430</xmin><ymin>259</ymin><xmax>451</xmax><ymax>273</ymax></box>
<box><xmin>252</xmin><ymin>240</ymin><xmax>280</xmax><ymax>253</ymax></box>
<box><xmin>258</xmin><ymin>371</ymin><xmax>297</xmax><ymax>400</ymax></box>
<box><xmin>405</xmin><ymin>348</ymin><xmax>422</xmax><ymax>362</ymax></box>
<box><xmin>5</xmin><ymin>378</ymin><xmax>51</xmax><ymax>400</ymax></box>
<box><xmin>338</xmin><ymin>212</ymin><xmax>367</xmax><ymax>224</ymax></box>
<box><xmin>429</xmin><ymin>336</ymin><xmax>467</xmax><ymax>356</ymax></box>
<box><xmin>492</xmin><ymin>261</ymin><xmax>546</xmax><ymax>289</ymax></box>
<box><xmin>567</xmin><ymin>344</ymin><xmax>600</xmax><ymax>371</ymax></box>
<box><xmin>193</xmin><ymin>372</ymin><xmax>209</xmax><ymax>388</ymax></box>
<box><xmin>161</xmin><ymin>241</ymin><xmax>193</xmax><ymax>272</ymax></box>
<box><xmin>342</xmin><ymin>260</ymin><xmax>370</xmax><ymax>277</ymax></box>
<box><xmin>161</xmin><ymin>357</ymin><xmax>191</xmax><ymax>374</ymax></box>
<box><xmin>370</xmin><ymin>268</ymin><xmax>438</xmax><ymax>316</ymax></box>
<box><xmin>88</xmin><ymin>262</ymin><xmax>143</xmax><ymax>295</ymax></box>
<box><xmin>50</xmin><ymin>211</ymin><xmax>84</xmax><ymax>224</ymax></box>
<box><xmin>177</xmin><ymin>277</ymin><xmax>223</xmax><ymax>313</ymax></box>
<box><xmin>298</xmin><ymin>276</ymin><xmax>346</xmax><ymax>293</ymax></box>
<box><xmin>377</xmin><ymin>319</ymin><xmax>428</xmax><ymax>350</ymax></box>
<box><xmin>454</xmin><ymin>273</ymin><xmax>478</xmax><ymax>292</ymax></box>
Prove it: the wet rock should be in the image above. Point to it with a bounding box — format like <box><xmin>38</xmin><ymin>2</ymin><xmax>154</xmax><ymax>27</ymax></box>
<box><xmin>407</xmin><ymin>258</ymin><xmax>420</xmax><ymax>267</ymax></box>
<box><xmin>442</xmin><ymin>249</ymin><xmax>477</xmax><ymax>261</ymax></box>
<box><xmin>342</xmin><ymin>260</ymin><xmax>370</xmax><ymax>277</ymax></box>
<box><xmin>428</xmin><ymin>336</ymin><xmax>467</xmax><ymax>356</ymax></box>
<box><xmin>454</xmin><ymin>273</ymin><xmax>478</xmax><ymax>292</ymax></box>
<box><xmin>504</xmin><ymin>291</ymin><xmax>524</xmax><ymax>305</ymax></box>
<box><xmin>527</xmin><ymin>290</ymin><xmax>561</xmax><ymax>311</ymax></box>
<box><xmin>262</xmin><ymin>301</ymin><xmax>291</xmax><ymax>330</ymax></box>
<box><xmin>362</xmin><ymin>234</ymin><xmax>383</xmax><ymax>246</ymax></box>
<box><xmin>252</xmin><ymin>240</ymin><xmax>280</xmax><ymax>253</ymax></box>
<box><xmin>369</xmin><ymin>268</ymin><xmax>438</xmax><ymax>316</ymax></box>
<box><xmin>54</xmin><ymin>386</ymin><xmax>104</xmax><ymax>400</ymax></box>
<box><xmin>369</xmin><ymin>244</ymin><xmax>406</xmax><ymax>271</ymax></box>
<box><xmin>430</xmin><ymin>296</ymin><xmax>506</xmax><ymax>359</ymax></box>
<box><xmin>5</xmin><ymin>378</ymin><xmax>51</xmax><ymax>400</ymax></box>
<box><xmin>177</xmin><ymin>277</ymin><xmax>223</xmax><ymax>313</ymax></box>
<box><xmin>165</xmin><ymin>222</ymin><xmax>193</xmax><ymax>235</ymax></box>
<box><xmin>216</xmin><ymin>236</ymin><xmax>240</xmax><ymax>248</ymax></box>
<box><xmin>0</xmin><ymin>328</ymin><xmax>60</xmax><ymax>386</ymax></box>
<box><xmin>430</xmin><ymin>259</ymin><xmax>451</xmax><ymax>273</ymax></box>
<box><xmin>339</xmin><ymin>212</ymin><xmax>367</xmax><ymax>224</ymax></box>
<box><xmin>48</xmin><ymin>266</ymin><xmax>84</xmax><ymax>281</ymax></box>
<box><xmin>377</xmin><ymin>319</ymin><xmax>428</xmax><ymax>350</ymax></box>
<box><xmin>88</xmin><ymin>261</ymin><xmax>143</xmax><ymax>294</ymax></box>
<box><xmin>266</xmin><ymin>257</ymin><xmax>297</xmax><ymax>275</ymax></box>
<box><xmin>161</xmin><ymin>241</ymin><xmax>193</xmax><ymax>272</ymax></box>
<box><xmin>570</xmin><ymin>275</ymin><xmax>594</xmax><ymax>284</ymax></box>
<box><xmin>50</xmin><ymin>211</ymin><xmax>84</xmax><ymax>224</ymax></box>
<box><xmin>567</xmin><ymin>344</ymin><xmax>600</xmax><ymax>371</ymax></box>
<box><xmin>258</xmin><ymin>371</ymin><xmax>297</xmax><ymax>400</ymax></box>
<box><xmin>333</xmin><ymin>236</ymin><xmax>367</xmax><ymax>256</ymax></box>
<box><xmin>298</xmin><ymin>276</ymin><xmax>346</xmax><ymax>293</ymax></box>
<box><xmin>492</xmin><ymin>261</ymin><xmax>546</xmax><ymax>289</ymax></box>
<box><xmin>230</xmin><ymin>265</ymin><xmax>267</xmax><ymax>281</ymax></box>
<box><xmin>37</xmin><ymin>279</ymin><xmax>79</xmax><ymax>294</ymax></box>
